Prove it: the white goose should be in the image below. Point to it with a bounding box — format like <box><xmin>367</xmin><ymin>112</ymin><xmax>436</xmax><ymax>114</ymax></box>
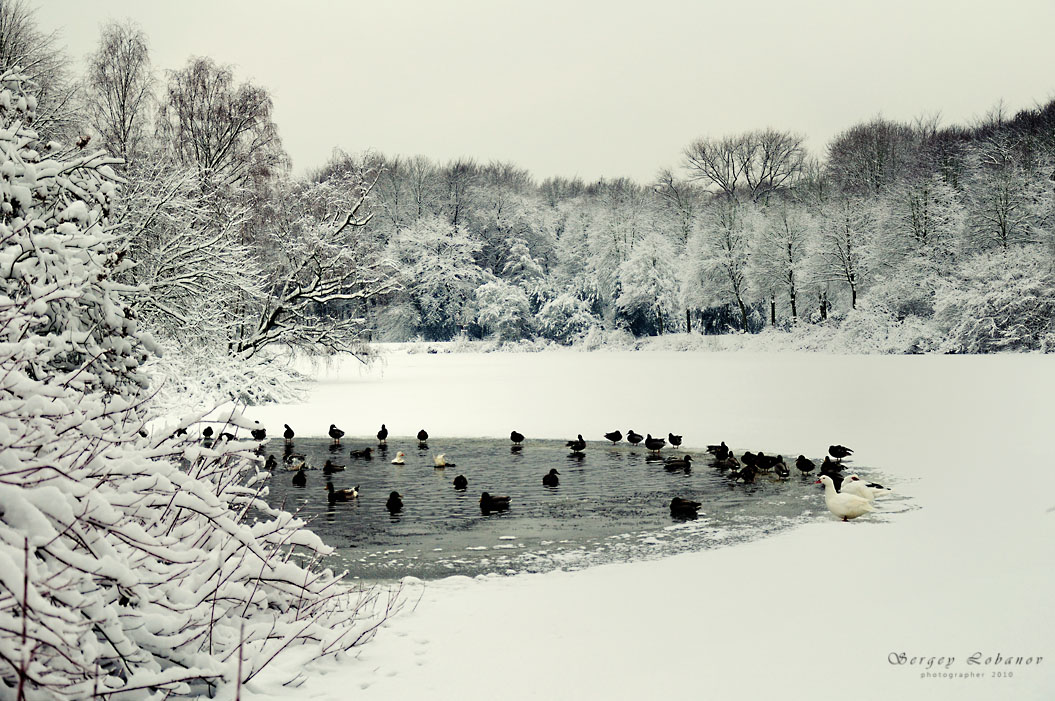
<box><xmin>391</xmin><ymin>451</ymin><xmax>406</xmax><ymax>465</ymax></box>
<box><xmin>841</xmin><ymin>475</ymin><xmax>890</xmax><ymax>502</ymax></box>
<box><xmin>817</xmin><ymin>474</ymin><xmax>875</xmax><ymax>521</ymax></box>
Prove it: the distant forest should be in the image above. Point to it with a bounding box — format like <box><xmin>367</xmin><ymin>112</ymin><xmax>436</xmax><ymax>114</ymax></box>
<box><xmin>6</xmin><ymin>6</ymin><xmax>1055</xmax><ymax>401</ymax></box>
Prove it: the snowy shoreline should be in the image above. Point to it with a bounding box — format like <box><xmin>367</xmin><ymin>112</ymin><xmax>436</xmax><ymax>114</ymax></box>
<box><xmin>242</xmin><ymin>351</ymin><xmax>1054</xmax><ymax>700</ymax></box>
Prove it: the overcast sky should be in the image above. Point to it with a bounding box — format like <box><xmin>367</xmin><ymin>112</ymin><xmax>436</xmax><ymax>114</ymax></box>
<box><xmin>34</xmin><ymin>0</ymin><xmax>1055</xmax><ymax>183</ymax></box>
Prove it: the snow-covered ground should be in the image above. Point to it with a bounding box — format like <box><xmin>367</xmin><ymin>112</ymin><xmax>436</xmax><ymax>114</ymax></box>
<box><xmin>242</xmin><ymin>349</ymin><xmax>1055</xmax><ymax>700</ymax></box>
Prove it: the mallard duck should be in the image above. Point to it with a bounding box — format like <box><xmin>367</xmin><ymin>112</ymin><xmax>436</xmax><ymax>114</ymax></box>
<box><xmin>795</xmin><ymin>455</ymin><xmax>815</xmax><ymax>475</ymax></box>
<box><xmin>829</xmin><ymin>444</ymin><xmax>853</xmax><ymax>461</ymax></box>
<box><xmin>670</xmin><ymin>497</ymin><xmax>701</xmax><ymax>519</ymax></box>
<box><xmin>668</xmin><ymin>433</ymin><xmax>683</xmax><ymax>448</ymax></box>
<box><xmin>251</xmin><ymin>426</ymin><xmax>266</xmax><ymax>440</ymax></box>
<box><xmin>706</xmin><ymin>441</ymin><xmax>728</xmax><ymax>457</ymax></box>
<box><xmin>510</xmin><ymin>430</ymin><xmax>524</xmax><ymax>445</ymax></box>
<box><xmin>434</xmin><ymin>454</ymin><xmax>456</xmax><ymax>468</ymax></box>
<box><xmin>291</xmin><ymin>470</ymin><xmax>306</xmax><ymax>487</ymax></box>
<box><xmin>323</xmin><ymin>460</ymin><xmax>344</xmax><ymax>474</ymax></box>
<box><xmin>283</xmin><ymin>424</ymin><xmax>294</xmax><ymax>445</ymax></box>
<box><xmin>453</xmin><ymin>475</ymin><xmax>468</xmax><ymax>490</ymax></box>
<box><xmin>664</xmin><ymin>454</ymin><xmax>693</xmax><ymax>469</ymax></box>
<box><xmin>328</xmin><ymin>424</ymin><xmax>345</xmax><ymax>446</ymax></box>
<box><xmin>542</xmin><ymin>468</ymin><xmax>560</xmax><ymax>487</ymax></box>
<box><xmin>480</xmin><ymin>492</ymin><xmax>511</xmax><ymax>513</ymax></box>
<box><xmin>644</xmin><ymin>434</ymin><xmax>666</xmax><ymax>453</ymax></box>
<box><xmin>264</xmin><ymin>455</ymin><xmax>277</xmax><ymax>471</ymax></box>
<box><xmin>817</xmin><ymin>475</ymin><xmax>874</xmax><ymax>520</ymax></box>
<box><xmin>565</xmin><ymin>434</ymin><xmax>586</xmax><ymax>452</ymax></box>
<box><xmin>713</xmin><ymin>453</ymin><xmax>739</xmax><ymax>470</ymax></box>
<box><xmin>202</xmin><ymin>426</ymin><xmax>214</xmax><ymax>440</ymax></box>
<box><xmin>391</xmin><ymin>451</ymin><xmax>406</xmax><ymax>465</ymax></box>
<box><xmin>326</xmin><ymin>482</ymin><xmax>358</xmax><ymax>502</ymax></box>
<box><xmin>350</xmin><ymin>447</ymin><xmax>373</xmax><ymax>459</ymax></box>
<box><xmin>417</xmin><ymin>429</ymin><xmax>429</xmax><ymax>443</ymax></box>
<box><xmin>604</xmin><ymin>430</ymin><xmax>622</xmax><ymax>444</ymax></box>
<box><xmin>627</xmin><ymin>430</ymin><xmax>643</xmax><ymax>446</ymax></box>
<box><xmin>377</xmin><ymin>424</ymin><xmax>388</xmax><ymax>445</ymax></box>
<box><xmin>386</xmin><ymin>491</ymin><xmax>403</xmax><ymax>511</ymax></box>
<box><xmin>774</xmin><ymin>456</ymin><xmax>790</xmax><ymax>479</ymax></box>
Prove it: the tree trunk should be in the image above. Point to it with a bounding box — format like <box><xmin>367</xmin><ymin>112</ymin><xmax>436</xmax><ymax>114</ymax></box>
<box><xmin>737</xmin><ymin>297</ymin><xmax>749</xmax><ymax>332</ymax></box>
<box><xmin>770</xmin><ymin>295</ymin><xmax>776</xmax><ymax>326</ymax></box>
<box><xmin>789</xmin><ymin>288</ymin><xmax>797</xmax><ymax>320</ymax></box>
<box><xmin>819</xmin><ymin>290</ymin><xmax>827</xmax><ymax>321</ymax></box>
<box><xmin>685</xmin><ymin>308</ymin><xmax>691</xmax><ymax>334</ymax></box>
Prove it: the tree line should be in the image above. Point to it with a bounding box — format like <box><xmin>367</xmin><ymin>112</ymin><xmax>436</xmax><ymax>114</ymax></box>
<box><xmin>7</xmin><ymin>3</ymin><xmax>1054</xmax><ymax>408</ymax></box>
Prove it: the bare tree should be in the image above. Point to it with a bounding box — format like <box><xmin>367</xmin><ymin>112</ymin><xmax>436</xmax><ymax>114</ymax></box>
<box><xmin>84</xmin><ymin>20</ymin><xmax>154</xmax><ymax>166</ymax></box>
<box><xmin>826</xmin><ymin>118</ymin><xmax>920</xmax><ymax>194</ymax></box>
<box><xmin>157</xmin><ymin>56</ymin><xmax>288</xmax><ymax>190</ymax></box>
<box><xmin>0</xmin><ymin>0</ymin><xmax>78</xmax><ymax>140</ymax></box>
<box><xmin>683</xmin><ymin>129</ymin><xmax>806</xmax><ymax>203</ymax></box>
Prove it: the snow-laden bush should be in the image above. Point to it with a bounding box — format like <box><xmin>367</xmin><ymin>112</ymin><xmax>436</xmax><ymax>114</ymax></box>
<box><xmin>535</xmin><ymin>293</ymin><xmax>596</xmax><ymax>345</ymax></box>
<box><xmin>934</xmin><ymin>248</ymin><xmax>1055</xmax><ymax>353</ymax></box>
<box><xmin>473</xmin><ymin>279</ymin><xmax>534</xmax><ymax>342</ymax></box>
<box><xmin>0</xmin><ymin>71</ymin><xmax>399</xmax><ymax>699</ymax></box>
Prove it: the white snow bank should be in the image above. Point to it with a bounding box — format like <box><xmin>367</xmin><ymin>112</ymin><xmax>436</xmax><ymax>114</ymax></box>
<box><xmin>242</xmin><ymin>351</ymin><xmax>1055</xmax><ymax>700</ymax></box>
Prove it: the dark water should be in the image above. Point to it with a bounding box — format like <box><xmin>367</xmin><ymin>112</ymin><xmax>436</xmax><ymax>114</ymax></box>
<box><xmin>254</xmin><ymin>437</ymin><xmax>898</xmax><ymax>583</ymax></box>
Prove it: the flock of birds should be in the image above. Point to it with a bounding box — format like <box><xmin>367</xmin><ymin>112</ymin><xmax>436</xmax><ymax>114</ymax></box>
<box><xmin>250</xmin><ymin>422</ymin><xmax>890</xmax><ymax>522</ymax></box>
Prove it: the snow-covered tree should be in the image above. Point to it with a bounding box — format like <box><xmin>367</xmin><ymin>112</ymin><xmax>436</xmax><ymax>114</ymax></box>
<box><xmin>474</xmin><ymin>278</ymin><xmax>534</xmax><ymax>342</ymax></box>
<box><xmin>0</xmin><ymin>70</ymin><xmax>397</xmax><ymax>698</ymax></box>
<box><xmin>962</xmin><ymin>137</ymin><xmax>1052</xmax><ymax>252</ymax></box>
<box><xmin>811</xmin><ymin>194</ymin><xmax>881</xmax><ymax>310</ymax></box>
<box><xmin>385</xmin><ymin>214</ymin><xmax>483</xmax><ymax>340</ymax></box>
<box><xmin>748</xmin><ymin>203</ymin><xmax>813</xmax><ymax>321</ymax></box>
<box><xmin>615</xmin><ymin>231</ymin><xmax>680</xmax><ymax>335</ymax></box>
<box><xmin>686</xmin><ymin>198</ymin><xmax>753</xmax><ymax>329</ymax></box>
<box><xmin>536</xmin><ymin>292</ymin><xmax>596</xmax><ymax>344</ymax></box>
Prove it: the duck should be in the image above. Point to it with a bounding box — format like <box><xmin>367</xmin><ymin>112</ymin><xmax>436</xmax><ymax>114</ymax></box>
<box><xmin>841</xmin><ymin>475</ymin><xmax>891</xmax><ymax>501</ymax></box>
<box><xmin>731</xmin><ymin>465</ymin><xmax>757</xmax><ymax>483</ymax></box>
<box><xmin>664</xmin><ymin>454</ymin><xmax>693</xmax><ymax>469</ymax></box>
<box><xmin>283</xmin><ymin>424</ymin><xmax>294</xmax><ymax>445</ymax></box>
<box><xmin>386</xmin><ymin>491</ymin><xmax>403</xmax><ymax>512</ymax></box>
<box><xmin>669</xmin><ymin>497</ymin><xmax>701</xmax><ymax>519</ymax></box>
<box><xmin>713</xmin><ymin>453</ymin><xmax>740</xmax><ymax>470</ymax></box>
<box><xmin>565</xmin><ymin>434</ymin><xmax>586</xmax><ymax>452</ymax></box>
<box><xmin>754</xmin><ymin>451</ymin><xmax>777</xmax><ymax>472</ymax></box>
<box><xmin>480</xmin><ymin>492</ymin><xmax>511</xmax><ymax>513</ymax></box>
<box><xmin>644</xmin><ymin>434</ymin><xmax>666</xmax><ymax>453</ymax></box>
<box><xmin>542</xmin><ymin>468</ymin><xmax>560</xmax><ymax>487</ymax></box>
<box><xmin>291</xmin><ymin>470</ymin><xmax>306</xmax><ymax>487</ymax></box>
<box><xmin>773</xmin><ymin>456</ymin><xmax>790</xmax><ymax>479</ymax></box>
<box><xmin>453</xmin><ymin>475</ymin><xmax>468</xmax><ymax>490</ymax></box>
<box><xmin>510</xmin><ymin>430</ymin><xmax>524</xmax><ymax>445</ymax></box>
<box><xmin>326</xmin><ymin>482</ymin><xmax>359</xmax><ymax>502</ymax></box>
<box><xmin>391</xmin><ymin>451</ymin><xmax>406</xmax><ymax>465</ymax></box>
<box><xmin>328</xmin><ymin>424</ymin><xmax>345</xmax><ymax>446</ymax></box>
<box><xmin>219</xmin><ymin>432</ymin><xmax>237</xmax><ymax>442</ymax></box>
<box><xmin>706</xmin><ymin>441</ymin><xmax>729</xmax><ymax>457</ymax></box>
<box><xmin>417</xmin><ymin>429</ymin><xmax>429</xmax><ymax>444</ymax></box>
<box><xmin>829</xmin><ymin>444</ymin><xmax>853</xmax><ymax>461</ymax></box>
<box><xmin>668</xmin><ymin>433</ymin><xmax>683</xmax><ymax>449</ymax></box>
<box><xmin>604</xmin><ymin>430</ymin><xmax>622</xmax><ymax>444</ymax></box>
<box><xmin>264</xmin><ymin>455</ymin><xmax>277</xmax><ymax>471</ymax></box>
<box><xmin>323</xmin><ymin>460</ymin><xmax>345</xmax><ymax>474</ymax></box>
<box><xmin>627</xmin><ymin>430</ymin><xmax>644</xmax><ymax>446</ymax></box>
<box><xmin>817</xmin><ymin>474</ymin><xmax>874</xmax><ymax>521</ymax></box>
<box><xmin>377</xmin><ymin>424</ymin><xmax>388</xmax><ymax>445</ymax></box>
<box><xmin>434</xmin><ymin>454</ymin><xmax>456</xmax><ymax>468</ymax></box>
<box><xmin>251</xmin><ymin>426</ymin><xmax>267</xmax><ymax>441</ymax></box>
<box><xmin>202</xmin><ymin>426</ymin><xmax>214</xmax><ymax>440</ymax></box>
<box><xmin>795</xmin><ymin>455</ymin><xmax>815</xmax><ymax>476</ymax></box>
<box><xmin>350</xmin><ymin>447</ymin><xmax>373</xmax><ymax>459</ymax></box>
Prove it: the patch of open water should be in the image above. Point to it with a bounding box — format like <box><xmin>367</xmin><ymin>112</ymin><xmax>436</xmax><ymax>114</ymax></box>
<box><xmin>257</xmin><ymin>436</ymin><xmax>906</xmax><ymax>583</ymax></box>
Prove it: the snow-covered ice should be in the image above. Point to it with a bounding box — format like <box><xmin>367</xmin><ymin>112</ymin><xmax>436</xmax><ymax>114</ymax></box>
<box><xmin>242</xmin><ymin>348</ymin><xmax>1055</xmax><ymax>700</ymax></box>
